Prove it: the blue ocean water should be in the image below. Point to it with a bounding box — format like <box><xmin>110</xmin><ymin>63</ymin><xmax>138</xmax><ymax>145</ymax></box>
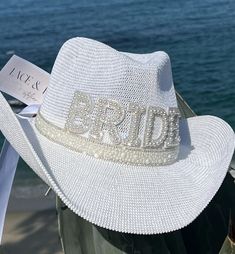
<box><xmin>0</xmin><ymin>0</ymin><xmax>234</xmax><ymax>183</ymax></box>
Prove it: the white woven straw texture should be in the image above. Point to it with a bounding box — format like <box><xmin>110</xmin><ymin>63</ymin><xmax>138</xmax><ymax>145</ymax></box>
<box><xmin>40</xmin><ymin>38</ymin><xmax>177</xmax><ymax>142</ymax></box>
<box><xmin>0</xmin><ymin>37</ymin><xmax>235</xmax><ymax>234</ymax></box>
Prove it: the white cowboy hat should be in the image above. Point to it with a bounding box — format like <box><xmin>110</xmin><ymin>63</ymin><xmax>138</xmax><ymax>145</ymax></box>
<box><xmin>0</xmin><ymin>37</ymin><xmax>234</xmax><ymax>234</ymax></box>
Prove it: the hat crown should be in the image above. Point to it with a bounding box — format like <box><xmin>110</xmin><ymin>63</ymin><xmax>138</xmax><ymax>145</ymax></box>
<box><xmin>37</xmin><ymin>37</ymin><xmax>180</xmax><ymax>166</ymax></box>
<box><xmin>40</xmin><ymin>37</ymin><xmax>177</xmax><ymax>128</ymax></box>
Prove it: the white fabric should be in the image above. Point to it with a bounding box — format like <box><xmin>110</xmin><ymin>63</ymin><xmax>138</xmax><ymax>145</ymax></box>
<box><xmin>0</xmin><ymin>104</ymin><xmax>39</xmax><ymax>243</ymax></box>
<box><xmin>0</xmin><ymin>140</ymin><xmax>18</xmax><ymax>243</ymax></box>
<box><xmin>0</xmin><ymin>37</ymin><xmax>234</xmax><ymax>234</ymax></box>
<box><xmin>19</xmin><ymin>105</ymin><xmax>40</xmax><ymax>118</ymax></box>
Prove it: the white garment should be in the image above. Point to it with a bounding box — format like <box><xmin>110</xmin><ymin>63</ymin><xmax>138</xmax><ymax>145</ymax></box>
<box><xmin>0</xmin><ymin>104</ymin><xmax>39</xmax><ymax>243</ymax></box>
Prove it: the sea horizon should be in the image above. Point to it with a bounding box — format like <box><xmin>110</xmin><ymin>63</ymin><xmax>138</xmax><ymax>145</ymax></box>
<box><xmin>0</xmin><ymin>0</ymin><xmax>234</xmax><ymax>186</ymax></box>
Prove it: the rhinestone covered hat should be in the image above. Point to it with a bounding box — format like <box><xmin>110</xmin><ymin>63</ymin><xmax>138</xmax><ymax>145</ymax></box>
<box><xmin>35</xmin><ymin>38</ymin><xmax>180</xmax><ymax>166</ymax></box>
<box><xmin>1</xmin><ymin>37</ymin><xmax>234</xmax><ymax>235</ymax></box>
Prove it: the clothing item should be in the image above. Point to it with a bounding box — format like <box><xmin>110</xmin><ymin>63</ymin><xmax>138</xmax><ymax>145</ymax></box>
<box><xmin>0</xmin><ymin>37</ymin><xmax>234</xmax><ymax>234</ymax></box>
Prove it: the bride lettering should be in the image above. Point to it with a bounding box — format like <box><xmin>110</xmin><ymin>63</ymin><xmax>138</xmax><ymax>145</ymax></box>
<box><xmin>65</xmin><ymin>91</ymin><xmax>180</xmax><ymax>149</ymax></box>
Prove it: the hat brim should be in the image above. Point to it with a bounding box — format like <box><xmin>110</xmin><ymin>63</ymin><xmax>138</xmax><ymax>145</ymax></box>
<box><xmin>0</xmin><ymin>92</ymin><xmax>234</xmax><ymax>234</ymax></box>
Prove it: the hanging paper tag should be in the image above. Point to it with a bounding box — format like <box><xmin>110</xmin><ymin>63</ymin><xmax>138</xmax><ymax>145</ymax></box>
<box><xmin>0</xmin><ymin>55</ymin><xmax>49</xmax><ymax>105</ymax></box>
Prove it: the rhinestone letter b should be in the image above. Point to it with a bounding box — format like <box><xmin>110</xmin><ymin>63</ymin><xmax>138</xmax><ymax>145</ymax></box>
<box><xmin>65</xmin><ymin>91</ymin><xmax>93</xmax><ymax>134</ymax></box>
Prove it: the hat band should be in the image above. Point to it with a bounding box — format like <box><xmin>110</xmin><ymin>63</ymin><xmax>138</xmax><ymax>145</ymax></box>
<box><xmin>35</xmin><ymin>112</ymin><xmax>179</xmax><ymax>166</ymax></box>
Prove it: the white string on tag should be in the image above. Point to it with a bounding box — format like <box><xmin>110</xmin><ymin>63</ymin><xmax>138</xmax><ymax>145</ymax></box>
<box><xmin>0</xmin><ymin>105</ymin><xmax>40</xmax><ymax>244</ymax></box>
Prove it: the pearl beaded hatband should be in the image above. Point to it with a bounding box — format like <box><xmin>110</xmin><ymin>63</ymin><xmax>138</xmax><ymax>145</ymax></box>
<box><xmin>35</xmin><ymin>90</ymin><xmax>181</xmax><ymax>166</ymax></box>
